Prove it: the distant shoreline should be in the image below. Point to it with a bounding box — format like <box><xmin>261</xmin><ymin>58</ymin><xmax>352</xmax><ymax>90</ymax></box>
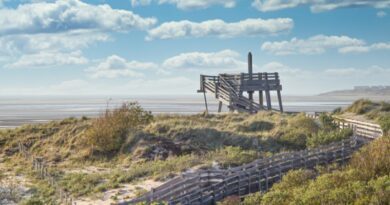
<box><xmin>1</xmin><ymin>95</ymin><xmax>389</xmax><ymax>129</ymax></box>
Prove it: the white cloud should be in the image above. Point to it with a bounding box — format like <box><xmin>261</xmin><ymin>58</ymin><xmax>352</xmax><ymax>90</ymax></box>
<box><xmin>131</xmin><ymin>0</ymin><xmax>236</xmax><ymax>9</ymax></box>
<box><xmin>146</xmin><ymin>18</ymin><xmax>293</xmax><ymax>40</ymax></box>
<box><xmin>162</xmin><ymin>50</ymin><xmax>246</xmax><ymax>71</ymax></box>
<box><xmin>338</xmin><ymin>42</ymin><xmax>390</xmax><ymax>53</ymax></box>
<box><xmin>158</xmin><ymin>0</ymin><xmax>236</xmax><ymax>10</ymax></box>
<box><xmin>131</xmin><ymin>0</ymin><xmax>152</xmax><ymax>7</ymax></box>
<box><xmin>261</xmin><ymin>35</ymin><xmax>367</xmax><ymax>55</ymax></box>
<box><xmin>5</xmin><ymin>50</ymin><xmax>88</xmax><ymax>68</ymax></box>
<box><xmin>0</xmin><ymin>0</ymin><xmax>156</xmax><ymax>36</ymax></box>
<box><xmin>252</xmin><ymin>0</ymin><xmax>390</xmax><ymax>12</ymax></box>
<box><xmin>0</xmin><ymin>31</ymin><xmax>109</xmax><ymax>56</ymax></box>
<box><xmin>0</xmin><ymin>0</ymin><xmax>157</xmax><ymax>68</ymax></box>
<box><xmin>324</xmin><ymin>65</ymin><xmax>390</xmax><ymax>76</ymax></box>
<box><xmin>87</xmin><ymin>55</ymin><xmax>158</xmax><ymax>79</ymax></box>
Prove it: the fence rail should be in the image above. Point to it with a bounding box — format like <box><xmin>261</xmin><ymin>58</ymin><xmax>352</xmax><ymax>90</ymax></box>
<box><xmin>128</xmin><ymin>115</ymin><xmax>383</xmax><ymax>205</ymax></box>
<box><xmin>18</xmin><ymin>142</ymin><xmax>74</xmax><ymax>205</ymax></box>
<box><xmin>128</xmin><ymin>136</ymin><xmax>366</xmax><ymax>205</ymax></box>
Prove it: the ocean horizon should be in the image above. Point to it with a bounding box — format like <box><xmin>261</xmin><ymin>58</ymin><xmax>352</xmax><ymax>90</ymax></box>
<box><xmin>2</xmin><ymin>94</ymin><xmax>387</xmax><ymax>129</ymax></box>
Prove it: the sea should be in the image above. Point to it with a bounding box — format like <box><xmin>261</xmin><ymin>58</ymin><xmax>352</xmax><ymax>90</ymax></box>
<box><xmin>0</xmin><ymin>95</ymin><xmax>386</xmax><ymax>129</ymax></box>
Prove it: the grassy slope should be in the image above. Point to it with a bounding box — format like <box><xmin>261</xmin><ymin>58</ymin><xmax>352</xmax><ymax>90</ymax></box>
<box><xmin>0</xmin><ymin>102</ymin><xmax>362</xmax><ymax>203</ymax></box>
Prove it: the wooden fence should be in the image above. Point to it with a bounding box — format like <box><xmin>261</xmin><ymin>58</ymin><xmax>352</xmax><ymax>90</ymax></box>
<box><xmin>18</xmin><ymin>142</ymin><xmax>74</xmax><ymax>205</ymax></box>
<box><xmin>128</xmin><ymin>136</ymin><xmax>366</xmax><ymax>205</ymax></box>
<box><xmin>305</xmin><ymin>113</ymin><xmax>383</xmax><ymax>139</ymax></box>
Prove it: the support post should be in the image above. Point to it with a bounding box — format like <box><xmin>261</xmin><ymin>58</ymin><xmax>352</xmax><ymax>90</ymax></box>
<box><xmin>203</xmin><ymin>92</ymin><xmax>208</xmax><ymax>114</ymax></box>
<box><xmin>218</xmin><ymin>101</ymin><xmax>223</xmax><ymax>113</ymax></box>
<box><xmin>264</xmin><ymin>73</ymin><xmax>272</xmax><ymax>110</ymax></box>
<box><xmin>277</xmin><ymin>90</ymin><xmax>283</xmax><ymax>113</ymax></box>
<box><xmin>248</xmin><ymin>52</ymin><xmax>254</xmax><ymax>113</ymax></box>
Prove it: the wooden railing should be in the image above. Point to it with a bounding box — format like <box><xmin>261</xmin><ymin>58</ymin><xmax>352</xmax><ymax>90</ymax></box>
<box><xmin>127</xmin><ymin>136</ymin><xmax>366</xmax><ymax>205</ymax></box>
<box><xmin>304</xmin><ymin>113</ymin><xmax>383</xmax><ymax>139</ymax></box>
<box><xmin>199</xmin><ymin>74</ymin><xmax>261</xmax><ymax>113</ymax></box>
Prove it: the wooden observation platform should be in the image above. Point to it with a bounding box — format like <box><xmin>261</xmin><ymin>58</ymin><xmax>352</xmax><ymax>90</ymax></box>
<box><xmin>197</xmin><ymin>52</ymin><xmax>283</xmax><ymax>113</ymax></box>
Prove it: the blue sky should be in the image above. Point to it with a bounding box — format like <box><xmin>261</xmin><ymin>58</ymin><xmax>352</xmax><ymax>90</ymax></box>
<box><xmin>0</xmin><ymin>0</ymin><xmax>389</xmax><ymax>96</ymax></box>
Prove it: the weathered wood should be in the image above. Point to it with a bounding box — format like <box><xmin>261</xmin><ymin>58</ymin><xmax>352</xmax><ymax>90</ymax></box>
<box><xmin>198</xmin><ymin>52</ymin><xmax>283</xmax><ymax>114</ymax></box>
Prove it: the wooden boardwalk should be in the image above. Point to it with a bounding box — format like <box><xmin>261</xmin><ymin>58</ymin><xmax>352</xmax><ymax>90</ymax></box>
<box><xmin>126</xmin><ymin>117</ymin><xmax>383</xmax><ymax>205</ymax></box>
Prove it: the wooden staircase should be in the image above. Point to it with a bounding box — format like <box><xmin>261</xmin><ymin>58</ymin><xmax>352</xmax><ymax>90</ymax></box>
<box><xmin>199</xmin><ymin>74</ymin><xmax>261</xmax><ymax>113</ymax></box>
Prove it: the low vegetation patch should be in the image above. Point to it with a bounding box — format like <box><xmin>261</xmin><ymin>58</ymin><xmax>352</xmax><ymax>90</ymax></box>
<box><xmin>242</xmin><ymin>136</ymin><xmax>390</xmax><ymax>205</ymax></box>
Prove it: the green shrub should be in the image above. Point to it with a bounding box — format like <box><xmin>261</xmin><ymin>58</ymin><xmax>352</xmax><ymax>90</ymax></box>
<box><xmin>307</xmin><ymin>129</ymin><xmax>352</xmax><ymax>148</ymax></box>
<box><xmin>318</xmin><ymin>114</ymin><xmax>337</xmax><ymax>130</ymax></box>
<box><xmin>217</xmin><ymin>195</ymin><xmax>241</xmax><ymax>205</ymax></box>
<box><xmin>210</xmin><ymin>146</ymin><xmax>258</xmax><ymax>167</ymax></box>
<box><xmin>237</xmin><ymin>121</ymin><xmax>274</xmax><ymax>132</ymax></box>
<box><xmin>278</xmin><ymin>130</ymin><xmax>308</xmax><ymax>150</ymax></box>
<box><xmin>345</xmin><ymin>99</ymin><xmax>378</xmax><ymax>114</ymax></box>
<box><xmin>350</xmin><ymin>136</ymin><xmax>390</xmax><ymax>180</ymax></box>
<box><xmin>332</xmin><ymin>107</ymin><xmax>342</xmax><ymax>114</ymax></box>
<box><xmin>85</xmin><ymin>102</ymin><xmax>153</xmax><ymax>154</ymax></box>
<box><xmin>377</xmin><ymin>115</ymin><xmax>390</xmax><ymax>135</ymax></box>
<box><xmin>243</xmin><ymin>192</ymin><xmax>262</xmax><ymax>205</ymax></box>
<box><xmin>288</xmin><ymin>114</ymin><xmax>319</xmax><ymax>135</ymax></box>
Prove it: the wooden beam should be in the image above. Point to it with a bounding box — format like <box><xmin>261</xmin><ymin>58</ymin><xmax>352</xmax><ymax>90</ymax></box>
<box><xmin>259</xmin><ymin>90</ymin><xmax>264</xmax><ymax>109</ymax></box>
<box><xmin>203</xmin><ymin>92</ymin><xmax>209</xmax><ymax>114</ymax></box>
<box><xmin>265</xmin><ymin>73</ymin><xmax>272</xmax><ymax>110</ymax></box>
<box><xmin>277</xmin><ymin>90</ymin><xmax>283</xmax><ymax>113</ymax></box>
<box><xmin>218</xmin><ymin>101</ymin><xmax>223</xmax><ymax>113</ymax></box>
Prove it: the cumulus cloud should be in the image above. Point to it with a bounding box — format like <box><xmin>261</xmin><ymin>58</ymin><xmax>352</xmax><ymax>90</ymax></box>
<box><xmin>0</xmin><ymin>0</ymin><xmax>156</xmax><ymax>68</ymax></box>
<box><xmin>162</xmin><ymin>50</ymin><xmax>247</xmax><ymax>71</ymax></box>
<box><xmin>261</xmin><ymin>35</ymin><xmax>368</xmax><ymax>55</ymax></box>
<box><xmin>0</xmin><ymin>0</ymin><xmax>156</xmax><ymax>36</ymax></box>
<box><xmin>131</xmin><ymin>0</ymin><xmax>152</xmax><ymax>7</ymax></box>
<box><xmin>131</xmin><ymin>0</ymin><xmax>236</xmax><ymax>9</ymax></box>
<box><xmin>252</xmin><ymin>0</ymin><xmax>390</xmax><ymax>12</ymax></box>
<box><xmin>0</xmin><ymin>31</ymin><xmax>109</xmax><ymax>56</ymax></box>
<box><xmin>5</xmin><ymin>51</ymin><xmax>88</xmax><ymax>68</ymax></box>
<box><xmin>87</xmin><ymin>55</ymin><xmax>158</xmax><ymax>79</ymax></box>
<box><xmin>147</xmin><ymin>18</ymin><xmax>293</xmax><ymax>40</ymax></box>
<box><xmin>338</xmin><ymin>42</ymin><xmax>390</xmax><ymax>53</ymax></box>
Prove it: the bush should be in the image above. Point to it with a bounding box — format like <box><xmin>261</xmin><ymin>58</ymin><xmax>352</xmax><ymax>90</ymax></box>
<box><xmin>217</xmin><ymin>195</ymin><xmax>241</xmax><ymax>205</ymax></box>
<box><xmin>243</xmin><ymin>192</ymin><xmax>262</xmax><ymax>205</ymax></box>
<box><xmin>307</xmin><ymin>128</ymin><xmax>353</xmax><ymax>148</ymax></box>
<box><xmin>318</xmin><ymin>114</ymin><xmax>337</xmax><ymax>131</ymax></box>
<box><xmin>345</xmin><ymin>99</ymin><xmax>377</xmax><ymax>114</ymax></box>
<box><xmin>377</xmin><ymin>115</ymin><xmax>390</xmax><ymax>135</ymax></box>
<box><xmin>85</xmin><ymin>102</ymin><xmax>152</xmax><ymax>154</ymax></box>
<box><xmin>237</xmin><ymin>121</ymin><xmax>274</xmax><ymax>132</ymax></box>
<box><xmin>288</xmin><ymin>114</ymin><xmax>319</xmax><ymax>135</ymax></box>
<box><xmin>278</xmin><ymin>130</ymin><xmax>308</xmax><ymax>150</ymax></box>
<box><xmin>350</xmin><ymin>136</ymin><xmax>390</xmax><ymax>180</ymax></box>
<box><xmin>210</xmin><ymin>146</ymin><xmax>258</xmax><ymax>167</ymax></box>
<box><xmin>260</xmin><ymin>169</ymin><xmax>314</xmax><ymax>205</ymax></box>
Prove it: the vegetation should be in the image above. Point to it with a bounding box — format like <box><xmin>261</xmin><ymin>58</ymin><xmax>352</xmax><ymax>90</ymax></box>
<box><xmin>241</xmin><ymin>136</ymin><xmax>390</xmax><ymax>205</ymax></box>
<box><xmin>343</xmin><ymin>99</ymin><xmax>390</xmax><ymax>134</ymax></box>
<box><xmin>85</xmin><ymin>102</ymin><xmax>153</xmax><ymax>155</ymax></box>
<box><xmin>1</xmin><ymin>99</ymin><xmax>388</xmax><ymax>203</ymax></box>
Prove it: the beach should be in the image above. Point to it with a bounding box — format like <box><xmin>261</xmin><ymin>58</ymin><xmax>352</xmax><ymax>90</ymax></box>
<box><xmin>1</xmin><ymin>95</ymin><xmax>389</xmax><ymax>129</ymax></box>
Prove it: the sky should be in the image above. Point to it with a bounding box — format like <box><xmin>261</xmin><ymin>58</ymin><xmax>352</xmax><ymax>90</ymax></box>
<box><xmin>0</xmin><ymin>0</ymin><xmax>389</xmax><ymax>96</ymax></box>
